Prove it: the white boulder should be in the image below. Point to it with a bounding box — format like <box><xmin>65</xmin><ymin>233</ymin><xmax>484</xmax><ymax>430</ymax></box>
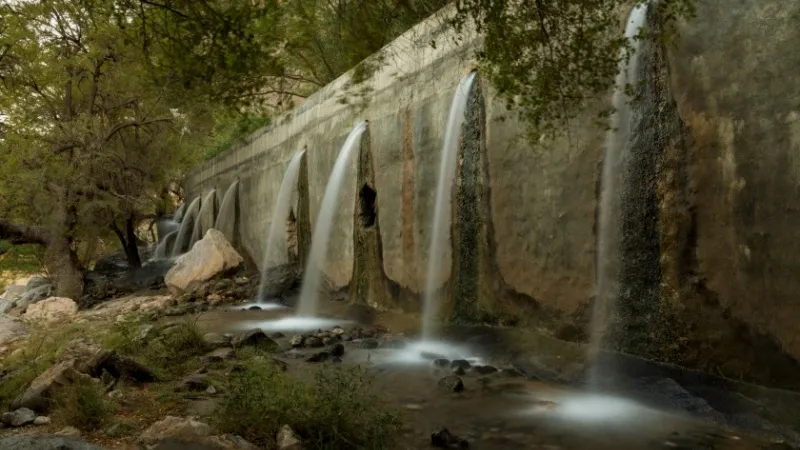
<box><xmin>165</xmin><ymin>229</ymin><xmax>243</xmax><ymax>292</ymax></box>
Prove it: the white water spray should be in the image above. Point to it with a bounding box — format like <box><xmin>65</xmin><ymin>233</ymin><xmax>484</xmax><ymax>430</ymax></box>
<box><xmin>171</xmin><ymin>196</ymin><xmax>201</xmax><ymax>257</ymax></box>
<box><xmin>420</xmin><ymin>71</ymin><xmax>477</xmax><ymax>341</ymax></box>
<box><xmin>296</xmin><ymin>122</ymin><xmax>367</xmax><ymax>316</ymax></box>
<box><xmin>191</xmin><ymin>190</ymin><xmax>217</xmax><ymax>244</ymax></box>
<box><xmin>589</xmin><ymin>3</ymin><xmax>649</xmax><ymax>378</ymax></box>
<box><xmin>257</xmin><ymin>150</ymin><xmax>306</xmax><ymax>301</ymax></box>
<box><xmin>215</xmin><ymin>180</ymin><xmax>240</xmax><ymax>243</ymax></box>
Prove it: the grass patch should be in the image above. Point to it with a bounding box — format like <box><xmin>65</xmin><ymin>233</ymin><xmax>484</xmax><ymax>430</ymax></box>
<box><xmin>215</xmin><ymin>358</ymin><xmax>400</xmax><ymax>449</ymax></box>
<box><xmin>51</xmin><ymin>378</ymin><xmax>115</xmax><ymax>431</ymax></box>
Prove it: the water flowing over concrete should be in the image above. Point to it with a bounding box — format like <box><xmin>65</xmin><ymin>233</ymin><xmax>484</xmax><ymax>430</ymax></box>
<box><xmin>589</xmin><ymin>3</ymin><xmax>649</xmax><ymax>381</ymax></box>
<box><xmin>191</xmin><ymin>190</ymin><xmax>218</xmax><ymax>245</ymax></box>
<box><xmin>421</xmin><ymin>71</ymin><xmax>477</xmax><ymax>341</ymax></box>
<box><xmin>173</xmin><ymin>203</ymin><xmax>187</xmax><ymax>223</ymax></box>
<box><xmin>257</xmin><ymin>150</ymin><xmax>306</xmax><ymax>301</ymax></box>
<box><xmin>171</xmin><ymin>197</ymin><xmax>201</xmax><ymax>257</ymax></box>
<box><xmin>215</xmin><ymin>180</ymin><xmax>240</xmax><ymax>245</ymax></box>
<box><xmin>154</xmin><ymin>230</ymin><xmax>177</xmax><ymax>260</ymax></box>
<box><xmin>297</xmin><ymin>122</ymin><xmax>368</xmax><ymax>317</ymax></box>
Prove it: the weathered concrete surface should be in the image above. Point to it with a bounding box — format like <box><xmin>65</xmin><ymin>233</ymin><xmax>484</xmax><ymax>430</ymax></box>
<box><xmin>668</xmin><ymin>1</ymin><xmax>800</xmax><ymax>364</ymax></box>
<box><xmin>185</xmin><ymin>1</ymin><xmax>800</xmax><ymax>385</ymax></box>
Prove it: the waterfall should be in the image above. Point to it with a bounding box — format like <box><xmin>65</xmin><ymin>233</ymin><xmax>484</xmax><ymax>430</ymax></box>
<box><xmin>215</xmin><ymin>180</ymin><xmax>240</xmax><ymax>245</ymax></box>
<box><xmin>191</xmin><ymin>190</ymin><xmax>218</xmax><ymax>245</ymax></box>
<box><xmin>257</xmin><ymin>150</ymin><xmax>306</xmax><ymax>301</ymax></box>
<box><xmin>421</xmin><ymin>71</ymin><xmax>477</xmax><ymax>341</ymax></box>
<box><xmin>154</xmin><ymin>230</ymin><xmax>177</xmax><ymax>260</ymax></box>
<box><xmin>296</xmin><ymin>122</ymin><xmax>367</xmax><ymax>317</ymax></box>
<box><xmin>589</xmin><ymin>3</ymin><xmax>649</xmax><ymax>382</ymax></box>
<box><xmin>171</xmin><ymin>196</ymin><xmax>201</xmax><ymax>257</ymax></box>
<box><xmin>174</xmin><ymin>202</ymin><xmax>187</xmax><ymax>223</ymax></box>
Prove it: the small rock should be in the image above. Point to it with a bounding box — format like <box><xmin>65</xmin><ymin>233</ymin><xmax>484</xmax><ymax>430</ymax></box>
<box><xmin>201</xmin><ymin>347</ymin><xmax>235</xmax><ymax>365</ymax></box>
<box><xmin>206</xmin><ymin>385</ymin><xmax>217</xmax><ymax>395</ymax></box>
<box><xmin>1</xmin><ymin>407</ymin><xmax>36</xmax><ymax>427</ymax></box>
<box><xmin>248</xmin><ymin>306</ymin><xmax>261</xmax><ymax>311</ymax></box>
<box><xmin>452</xmin><ymin>366</ymin><xmax>466</xmax><ymax>376</ymax></box>
<box><xmin>322</xmin><ymin>336</ymin><xmax>334</xmax><ymax>346</ymax></box>
<box><xmin>404</xmin><ymin>404</ymin><xmax>423</xmax><ymax>410</ymax></box>
<box><xmin>437</xmin><ymin>376</ymin><xmax>464</xmax><ymax>393</ymax></box>
<box><xmin>176</xmin><ymin>374</ymin><xmax>209</xmax><ymax>392</ymax></box>
<box><xmin>56</xmin><ymin>426</ymin><xmax>82</xmax><ymax>437</ymax></box>
<box><xmin>33</xmin><ymin>415</ymin><xmax>51</xmax><ymax>426</ymax></box>
<box><xmin>108</xmin><ymin>390</ymin><xmax>124</xmax><ymax>399</ymax></box>
<box><xmin>303</xmin><ymin>336</ymin><xmax>323</xmax><ymax>348</ymax></box>
<box><xmin>305</xmin><ymin>351</ymin><xmax>329</xmax><ymax>363</ymax></box>
<box><xmin>330</xmin><ymin>327</ymin><xmax>345</xmax><ymax>336</ymax></box>
<box><xmin>235</xmin><ymin>277</ymin><xmax>249</xmax><ymax>285</ymax></box>
<box><xmin>360</xmin><ymin>338</ymin><xmax>379</xmax><ymax>349</ymax></box>
<box><xmin>329</xmin><ymin>343</ymin><xmax>345</xmax><ymax>357</ymax></box>
<box><xmin>232</xmin><ymin>329</ymin><xmax>278</xmax><ymax>349</ymax></box>
<box><xmin>433</xmin><ymin>358</ymin><xmax>450</xmax><ymax>368</ymax></box>
<box><xmin>277</xmin><ymin>424</ymin><xmax>303</xmax><ymax>450</ymax></box>
<box><xmin>431</xmin><ymin>428</ymin><xmax>469</xmax><ymax>449</ymax></box>
<box><xmin>289</xmin><ymin>335</ymin><xmax>304</xmax><ymax>347</ymax></box>
<box><xmin>272</xmin><ymin>332</ymin><xmax>285</xmax><ymax>339</ymax></box>
<box><xmin>450</xmin><ymin>359</ymin><xmax>471</xmax><ymax>370</ymax></box>
<box><xmin>206</xmin><ymin>293</ymin><xmax>223</xmax><ymax>304</ymax></box>
<box><xmin>471</xmin><ymin>365</ymin><xmax>498</xmax><ymax>375</ymax></box>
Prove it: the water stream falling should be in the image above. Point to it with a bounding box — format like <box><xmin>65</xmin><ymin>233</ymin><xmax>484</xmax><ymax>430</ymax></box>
<box><xmin>191</xmin><ymin>190</ymin><xmax>218</xmax><ymax>244</ymax></box>
<box><xmin>171</xmin><ymin>197</ymin><xmax>201</xmax><ymax>257</ymax></box>
<box><xmin>215</xmin><ymin>180</ymin><xmax>240</xmax><ymax>242</ymax></box>
<box><xmin>420</xmin><ymin>71</ymin><xmax>477</xmax><ymax>341</ymax></box>
<box><xmin>296</xmin><ymin>122</ymin><xmax>367</xmax><ymax>317</ymax></box>
<box><xmin>256</xmin><ymin>150</ymin><xmax>306</xmax><ymax>301</ymax></box>
<box><xmin>589</xmin><ymin>3</ymin><xmax>649</xmax><ymax>383</ymax></box>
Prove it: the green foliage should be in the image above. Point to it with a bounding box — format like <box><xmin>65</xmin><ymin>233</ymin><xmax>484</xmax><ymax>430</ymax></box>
<box><xmin>452</xmin><ymin>0</ymin><xmax>696</xmax><ymax>142</ymax></box>
<box><xmin>215</xmin><ymin>358</ymin><xmax>400</xmax><ymax>449</ymax></box>
<box><xmin>204</xmin><ymin>113</ymin><xmax>272</xmax><ymax>161</ymax></box>
<box><xmin>52</xmin><ymin>378</ymin><xmax>115</xmax><ymax>431</ymax></box>
<box><xmin>0</xmin><ymin>242</ymin><xmax>44</xmax><ymax>290</ymax></box>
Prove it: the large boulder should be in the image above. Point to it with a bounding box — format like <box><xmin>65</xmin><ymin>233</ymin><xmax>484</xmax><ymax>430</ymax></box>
<box><xmin>0</xmin><ymin>314</ymin><xmax>28</xmax><ymax>346</ymax></box>
<box><xmin>136</xmin><ymin>416</ymin><xmax>257</xmax><ymax>450</ymax></box>
<box><xmin>24</xmin><ymin>297</ymin><xmax>78</xmax><ymax>323</ymax></box>
<box><xmin>165</xmin><ymin>229</ymin><xmax>243</xmax><ymax>292</ymax></box>
<box><xmin>0</xmin><ymin>435</ymin><xmax>106</xmax><ymax>450</ymax></box>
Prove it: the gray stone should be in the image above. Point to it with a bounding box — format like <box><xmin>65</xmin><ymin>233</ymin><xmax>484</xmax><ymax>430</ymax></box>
<box><xmin>203</xmin><ymin>332</ymin><xmax>230</xmax><ymax>348</ymax></box>
<box><xmin>0</xmin><ymin>299</ymin><xmax>14</xmax><ymax>314</ymax></box>
<box><xmin>471</xmin><ymin>365</ymin><xmax>498</xmax><ymax>375</ymax></box>
<box><xmin>0</xmin><ymin>314</ymin><xmax>28</xmax><ymax>346</ymax></box>
<box><xmin>437</xmin><ymin>376</ymin><xmax>464</xmax><ymax>393</ymax></box>
<box><xmin>55</xmin><ymin>426</ymin><xmax>82</xmax><ymax>437</ymax></box>
<box><xmin>2</xmin><ymin>407</ymin><xmax>36</xmax><ymax>427</ymax></box>
<box><xmin>232</xmin><ymin>329</ymin><xmax>277</xmax><ymax>349</ymax></box>
<box><xmin>136</xmin><ymin>416</ymin><xmax>257</xmax><ymax>449</ymax></box>
<box><xmin>165</xmin><ymin>229</ymin><xmax>244</xmax><ymax>292</ymax></box>
<box><xmin>0</xmin><ymin>435</ymin><xmax>104</xmax><ymax>450</ymax></box>
<box><xmin>303</xmin><ymin>336</ymin><xmax>323</xmax><ymax>348</ymax></box>
<box><xmin>328</xmin><ymin>343</ymin><xmax>345</xmax><ymax>357</ymax></box>
<box><xmin>33</xmin><ymin>416</ymin><xmax>51</xmax><ymax>426</ymax></box>
<box><xmin>289</xmin><ymin>335</ymin><xmax>304</xmax><ymax>347</ymax></box>
<box><xmin>277</xmin><ymin>424</ymin><xmax>304</xmax><ymax>450</ymax></box>
<box><xmin>176</xmin><ymin>374</ymin><xmax>209</xmax><ymax>392</ymax></box>
<box><xmin>26</xmin><ymin>277</ymin><xmax>51</xmax><ymax>291</ymax></box>
<box><xmin>201</xmin><ymin>347</ymin><xmax>235</xmax><ymax>365</ymax></box>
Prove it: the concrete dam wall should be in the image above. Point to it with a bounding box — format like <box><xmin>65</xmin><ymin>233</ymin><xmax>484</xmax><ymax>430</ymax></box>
<box><xmin>184</xmin><ymin>0</ymin><xmax>800</xmax><ymax>389</ymax></box>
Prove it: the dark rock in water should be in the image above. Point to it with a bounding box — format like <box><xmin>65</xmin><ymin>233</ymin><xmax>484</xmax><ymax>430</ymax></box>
<box><xmin>360</xmin><ymin>338</ymin><xmax>379</xmax><ymax>349</ymax></box>
<box><xmin>247</xmin><ymin>306</ymin><xmax>262</xmax><ymax>311</ymax></box>
<box><xmin>431</xmin><ymin>428</ymin><xmax>469</xmax><ymax>449</ymax></box>
<box><xmin>306</xmin><ymin>351</ymin><xmax>330</xmax><ymax>363</ymax></box>
<box><xmin>232</xmin><ymin>329</ymin><xmax>278</xmax><ymax>350</ymax></box>
<box><xmin>452</xmin><ymin>366</ymin><xmax>466</xmax><ymax>376</ymax></box>
<box><xmin>175</xmin><ymin>374</ymin><xmax>209</xmax><ymax>392</ymax></box>
<box><xmin>289</xmin><ymin>335</ymin><xmax>304</xmax><ymax>347</ymax></box>
<box><xmin>471</xmin><ymin>365</ymin><xmax>498</xmax><ymax>375</ymax></box>
<box><xmin>329</xmin><ymin>343</ymin><xmax>345</xmax><ymax>357</ymax></box>
<box><xmin>271</xmin><ymin>332</ymin><xmax>285</xmax><ymax>339</ymax></box>
<box><xmin>322</xmin><ymin>336</ymin><xmax>334</xmax><ymax>346</ymax></box>
<box><xmin>2</xmin><ymin>407</ymin><xmax>36</xmax><ymax>427</ymax></box>
<box><xmin>304</xmin><ymin>336</ymin><xmax>323</xmax><ymax>348</ymax></box>
<box><xmin>0</xmin><ymin>435</ymin><xmax>106</xmax><ymax>450</ymax></box>
<box><xmin>451</xmin><ymin>360</ymin><xmax>471</xmax><ymax>370</ymax></box>
<box><xmin>438</xmin><ymin>376</ymin><xmax>464</xmax><ymax>393</ymax></box>
<box><xmin>433</xmin><ymin>359</ymin><xmax>450</xmax><ymax>368</ymax></box>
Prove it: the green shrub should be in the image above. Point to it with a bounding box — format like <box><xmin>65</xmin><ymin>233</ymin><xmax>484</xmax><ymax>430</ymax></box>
<box><xmin>52</xmin><ymin>378</ymin><xmax>114</xmax><ymax>431</ymax></box>
<box><xmin>215</xmin><ymin>359</ymin><xmax>400</xmax><ymax>449</ymax></box>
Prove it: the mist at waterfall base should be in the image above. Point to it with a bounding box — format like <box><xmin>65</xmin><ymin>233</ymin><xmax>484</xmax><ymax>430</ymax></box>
<box><xmin>249</xmin><ymin>150</ymin><xmax>306</xmax><ymax>310</ymax></box>
<box><xmin>420</xmin><ymin>71</ymin><xmax>477</xmax><ymax>343</ymax></box>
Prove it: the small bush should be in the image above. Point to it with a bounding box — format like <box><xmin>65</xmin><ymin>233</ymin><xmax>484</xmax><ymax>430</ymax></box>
<box><xmin>215</xmin><ymin>359</ymin><xmax>399</xmax><ymax>449</ymax></box>
<box><xmin>52</xmin><ymin>378</ymin><xmax>114</xmax><ymax>431</ymax></box>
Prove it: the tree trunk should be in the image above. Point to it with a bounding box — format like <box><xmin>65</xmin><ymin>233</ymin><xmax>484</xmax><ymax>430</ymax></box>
<box><xmin>111</xmin><ymin>214</ymin><xmax>142</xmax><ymax>269</ymax></box>
<box><xmin>44</xmin><ymin>235</ymin><xmax>84</xmax><ymax>300</ymax></box>
<box><xmin>125</xmin><ymin>214</ymin><xmax>142</xmax><ymax>269</ymax></box>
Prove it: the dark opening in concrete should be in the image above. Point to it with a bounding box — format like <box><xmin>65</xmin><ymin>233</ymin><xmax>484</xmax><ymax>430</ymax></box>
<box><xmin>359</xmin><ymin>184</ymin><xmax>377</xmax><ymax>228</ymax></box>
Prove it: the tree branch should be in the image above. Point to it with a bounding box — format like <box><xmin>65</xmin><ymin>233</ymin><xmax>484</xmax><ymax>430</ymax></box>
<box><xmin>0</xmin><ymin>218</ymin><xmax>48</xmax><ymax>245</ymax></box>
